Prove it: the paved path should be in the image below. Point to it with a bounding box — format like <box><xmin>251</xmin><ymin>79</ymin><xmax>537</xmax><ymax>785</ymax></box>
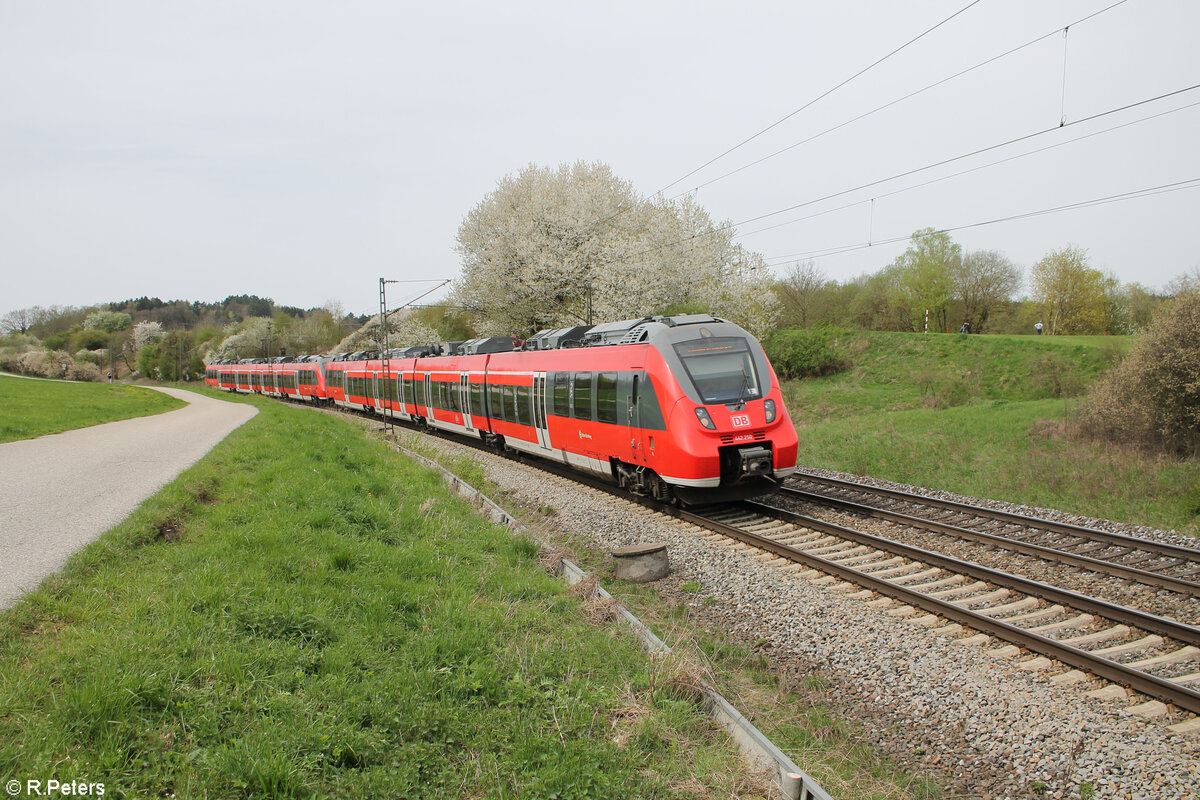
<box><xmin>0</xmin><ymin>388</ymin><xmax>257</xmax><ymax>609</ymax></box>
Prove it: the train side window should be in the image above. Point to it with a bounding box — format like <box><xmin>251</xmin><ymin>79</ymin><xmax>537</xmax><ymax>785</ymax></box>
<box><xmin>514</xmin><ymin>385</ymin><xmax>531</xmax><ymax>426</ymax></box>
<box><xmin>490</xmin><ymin>385</ymin><xmax>505</xmax><ymax>421</ymax></box>
<box><xmin>552</xmin><ymin>372</ymin><xmax>571</xmax><ymax>417</ymax></box>
<box><xmin>596</xmin><ymin>372</ymin><xmax>617</xmax><ymax>424</ymax></box>
<box><xmin>470</xmin><ymin>383</ymin><xmax>484</xmax><ymax>417</ymax></box>
<box><xmin>573</xmin><ymin>372</ymin><xmax>593</xmax><ymax>421</ymax></box>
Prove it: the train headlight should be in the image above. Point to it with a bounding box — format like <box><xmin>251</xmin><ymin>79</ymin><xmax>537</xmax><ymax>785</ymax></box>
<box><xmin>764</xmin><ymin>399</ymin><xmax>776</xmax><ymax>423</ymax></box>
<box><xmin>694</xmin><ymin>407</ymin><xmax>716</xmax><ymax>430</ymax></box>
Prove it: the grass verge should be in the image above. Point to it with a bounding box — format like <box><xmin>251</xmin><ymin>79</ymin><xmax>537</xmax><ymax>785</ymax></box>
<box><xmin>780</xmin><ymin>332</ymin><xmax>1199</xmax><ymax>536</ymax></box>
<box><xmin>400</xmin><ymin>428</ymin><xmax>940</xmax><ymax>800</ymax></box>
<box><xmin>0</xmin><ymin>375</ymin><xmax>185</xmax><ymax>443</ymax></box>
<box><xmin>1</xmin><ymin>391</ymin><xmax>798</xmax><ymax>799</ymax></box>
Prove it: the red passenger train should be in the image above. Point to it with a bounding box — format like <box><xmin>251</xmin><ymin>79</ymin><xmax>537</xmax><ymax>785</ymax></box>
<box><xmin>207</xmin><ymin>314</ymin><xmax>798</xmax><ymax>505</ymax></box>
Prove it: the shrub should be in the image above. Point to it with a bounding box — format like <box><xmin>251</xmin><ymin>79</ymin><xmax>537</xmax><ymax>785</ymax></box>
<box><xmin>74</xmin><ymin>349</ymin><xmax>105</xmax><ymax>366</ymax></box>
<box><xmin>69</xmin><ymin>361</ymin><xmax>102</xmax><ymax>382</ymax></box>
<box><xmin>1074</xmin><ymin>293</ymin><xmax>1200</xmax><ymax>456</ymax></box>
<box><xmin>1</xmin><ymin>336</ymin><xmax>39</xmax><ymax>373</ymax></box>
<box><xmin>15</xmin><ymin>349</ymin><xmax>75</xmax><ymax>379</ymax></box>
<box><xmin>1029</xmin><ymin>352</ymin><xmax>1083</xmax><ymax>398</ymax></box>
<box><xmin>70</xmin><ymin>328</ymin><xmax>110</xmax><ymax>352</ymax></box>
<box><xmin>764</xmin><ymin>328</ymin><xmax>848</xmax><ymax>380</ymax></box>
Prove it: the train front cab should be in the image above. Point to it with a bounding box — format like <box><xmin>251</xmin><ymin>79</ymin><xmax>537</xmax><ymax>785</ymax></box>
<box><xmin>638</xmin><ymin>320</ymin><xmax>798</xmax><ymax>505</ymax></box>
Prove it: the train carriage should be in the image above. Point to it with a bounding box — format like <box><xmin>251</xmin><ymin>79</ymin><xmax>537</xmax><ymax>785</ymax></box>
<box><xmin>205</xmin><ymin>314</ymin><xmax>797</xmax><ymax>505</ymax></box>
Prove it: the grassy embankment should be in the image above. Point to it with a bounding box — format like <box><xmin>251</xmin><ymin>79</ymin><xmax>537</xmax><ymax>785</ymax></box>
<box><xmin>0</xmin><ymin>374</ymin><xmax>185</xmax><ymax>443</ymax></box>
<box><xmin>0</xmin><ymin>389</ymin><xmax>935</xmax><ymax>799</ymax></box>
<box><xmin>782</xmin><ymin>331</ymin><xmax>1200</xmax><ymax>536</ymax></box>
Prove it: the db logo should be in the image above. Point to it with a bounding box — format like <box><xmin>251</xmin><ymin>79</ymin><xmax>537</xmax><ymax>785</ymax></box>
<box><xmin>730</xmin><ymin>414</ymin><xmax>751</xmax><ymax>428</ymax></box>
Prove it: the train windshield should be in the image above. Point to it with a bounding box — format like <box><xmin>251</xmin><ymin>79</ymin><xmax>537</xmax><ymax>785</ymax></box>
<box><xmin>673</xmin><ymin>337</ymin><xmax>760</xmax><ymax>404</ymax></box>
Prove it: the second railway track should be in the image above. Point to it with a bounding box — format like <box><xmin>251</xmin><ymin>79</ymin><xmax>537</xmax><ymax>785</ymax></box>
<box><xmin>681</xmin><ymin>500</ymin><xmax>1200</xmax><ymax>719</ymax></box>
<box><xmin>786</xmin><ymin>470</ymin><xmax>1200</xmax><ymax>596</ymax></box>
<box><xmin>363</xmin><ymin>411</ymin><xmax>1200</xmax><ymax>725</ymax></box>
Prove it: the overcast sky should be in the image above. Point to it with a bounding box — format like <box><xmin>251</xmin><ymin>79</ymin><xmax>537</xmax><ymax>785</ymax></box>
<box><xmin>2</xmin><ymin>0</ymin><xmax>1197</xmax><ymax>318</ymax></box>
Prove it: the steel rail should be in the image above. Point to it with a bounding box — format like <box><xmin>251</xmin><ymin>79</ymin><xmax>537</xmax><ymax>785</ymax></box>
<box><xmin>340</xmin><ymin>409</ymin><xmax>1200</xmax><ymax>713</ymax></box>
<box><xmin>743</xmin><ymin>501</ymin><xmax>1200</xmax><ymax>645</ymax></box>
<box><xmin>679</xmin><ymin>502</ymin><xmax>1200</xmax><ymax>715</ymax></box>
<box><xmin>776</xmin><ymin>486</ymin><xmax>1200</xmax><ymax>597</ymax></box>
<box><xmin>792</xmin><ymin>470</ymin><xmax>1200</xmax><ymax>563</ymax></box>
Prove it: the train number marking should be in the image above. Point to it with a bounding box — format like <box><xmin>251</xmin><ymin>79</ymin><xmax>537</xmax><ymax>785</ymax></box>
<box><xmin>730</xmin><ymin>414</ymin><xmax>751</xmax><ymax>428</ymax></box>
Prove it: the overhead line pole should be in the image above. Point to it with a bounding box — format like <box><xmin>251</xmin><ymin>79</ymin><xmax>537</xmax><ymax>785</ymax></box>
<box><xmin>380</xmin><ymin>278</ymin><xmax>398</xmax><ymax>435</ymax></box>
<box><xmin>378</xmin><ymin>277</ymin><xmax>452</xmax><ymax>435</ymax></box>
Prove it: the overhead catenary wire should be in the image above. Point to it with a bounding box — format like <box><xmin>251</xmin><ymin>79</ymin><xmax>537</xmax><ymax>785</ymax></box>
<box><xmin>582</xmin><ymin>83</ymin><xmax>1200</xmax><ymax>273</ymax></box>
<box><xmin>762</xmin><ymin>178</ymin><xmax>1200</xmax><ymax>264</ymax></box>
<box><xmin>564</xmin><ymin>1</ymin><xmax>1133</xmax><ymax>268</ymax></box>
<box><xmin>736</xmin><ymin>98</ymin><xmax>1200</xmax><ymax>241</ymax></box>
<box><xmin>671</xmin><ymin>0</ymin><xmax>1131</xmax><ymax>200</ymax></box>
<box><xmin>732</xmin><ymin>83</ymin><xmax>1200</xmax><ymax>230</ymax></box>
<box><xmin>656</xmin><ymin>0</ymin><xmax>985</xmax><ymax>195</ymax></box>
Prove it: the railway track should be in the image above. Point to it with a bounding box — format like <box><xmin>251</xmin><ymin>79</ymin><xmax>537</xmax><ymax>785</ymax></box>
<box><xmin>354</xmin><ymin>411</ymin><xmax>1200</xmax><ymax>723</ymax></box>
<box><xmin>784</xmin><ymin>471</ymin><xmax>1200</xmax><ymax>598</ymax></box>
<box><xmin>679</xmin><ymin>501</ymin><xmax>1200</xmax><ymax>720</ymax></box>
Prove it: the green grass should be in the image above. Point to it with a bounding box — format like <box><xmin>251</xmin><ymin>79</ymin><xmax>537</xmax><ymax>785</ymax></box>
<box><xmin>0</xmin><ymin>391</ymin><xmax>827</xmax><ymax>799</ymax></box>
<box><xmin>782</xmin><ymin>331</ymin><xmax>1200</xmax><ymax>535</ymax></box>
<box><xmin>0</xmin><ymin>375</ymin><xmax>185</xmax><ymax>442</ymax></box>
<box><xmin>409</xmin><ymin>431</ymin><xmax>939</xmax><ymax>800</ymax></box>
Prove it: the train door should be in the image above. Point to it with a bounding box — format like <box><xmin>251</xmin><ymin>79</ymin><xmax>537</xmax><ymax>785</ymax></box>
<box><xmin>423</xmin><ymin>373</ymin><xmax>432</xmax><ymax>419</ymax></box>
<box><xmin>627</xmin><ymin>373</ymin><xmax>643</xmax><ymax>463</ymax></box>
<box><xmin>459</xmin><ymin>373</ymin><xmax>473</xmax><ymax>430</ymax></box>
<box><xmin>532</xmin><ymin>372</ymin><xmax>551</xmax><ymax>449</ymax></box>
<box><xmin>371</xmin><ymin>371</ymin><xmax>382</xmax><ymax>414</ymax></box>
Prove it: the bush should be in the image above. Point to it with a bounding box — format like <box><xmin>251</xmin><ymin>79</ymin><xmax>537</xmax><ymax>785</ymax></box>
<box><xmin>764</xmin><ymin>328</ymin><xmax>848</xmax><ymax>380</ymax></box>
<box><xmin>70</xmin><ymin>328</ymin><xmax>110</xmax><ymax>352</ymax></box>
<box><xmin>74</xmin><ymin>349</ymin><xmax>105</xmax><ymax>366</ymax></box>
<box><xmin>1029</xmin><ymin>353</ymin><xmax>1084</xmax><ymax>398</ymax></box>
<box><xmin>0</xmin><ymin>336</ymin><xmax>39</xmax><ymax>373</ymax></box>
<box><xmin>16</xmin><ymin>350</ymin><xmax>75</xmax><ymax>379</ymax></box>
<box><xmin>68</xmin><ymin>361</ymin><xmax>102</xmax><ymax>382</ymax></box>
<box><xmin>1074</xmin><ymin>293</ymin><xmax>1200</xmax><ymax>456</ymax></box>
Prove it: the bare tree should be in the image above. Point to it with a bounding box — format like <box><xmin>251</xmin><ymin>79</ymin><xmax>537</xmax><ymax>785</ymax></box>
<box><xmin>952</xmin><ymin>249</ymin><xmax>1021</xmax><ymax>333</ymax></box>
<box><xmin>774</xmin><ymin>261</ymin><xmax>827</xmax><ymax>327</ymax></box>
<box><xmin>1166</xmin><ymin>266</ymin><xmax>1200</xmax><ymax>297</ymax></box>
<box><xmin>0</xmin><ymin>307</ymin><xmax>34</xmax><ymax>335</ymax></box>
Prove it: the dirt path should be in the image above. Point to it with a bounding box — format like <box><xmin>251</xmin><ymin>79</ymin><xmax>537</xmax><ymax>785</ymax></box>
<box><xmin>0</xmin><ymin>387</ymin><xmax>257</xmax><ymax>609</ymax></box>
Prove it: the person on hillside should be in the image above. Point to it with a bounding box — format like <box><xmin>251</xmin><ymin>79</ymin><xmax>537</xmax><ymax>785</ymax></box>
<box><xmin>959</xmin><ymin>322</ymin><xmax>970</xmax><ymax>334</ymax></box>
<box><xmin>1035</xmin><ymin>321</ymin><xmax>1044</xmax><ymax>335</ymax></box>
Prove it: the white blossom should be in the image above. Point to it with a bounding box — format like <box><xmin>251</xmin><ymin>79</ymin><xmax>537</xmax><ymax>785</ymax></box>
<box><xmin>130</xmin><ymin>320</ymin><xmax>164</xmax><ymax>352</ymax></box>
<box><xmin>453</xmin><ymin>162</ymin><xmax>778</xmax><ymax>336</ymax></box>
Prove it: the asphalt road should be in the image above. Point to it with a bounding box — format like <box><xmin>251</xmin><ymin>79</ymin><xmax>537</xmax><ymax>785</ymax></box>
<box><xmin>0</xmin><ymin>387</ymin><xmax>257</xmax><ymax>609</ymax></box>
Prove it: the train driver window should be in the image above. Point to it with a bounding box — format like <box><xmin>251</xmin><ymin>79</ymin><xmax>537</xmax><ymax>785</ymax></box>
<box><xmin>673</xmin><ymin>337</ymin><xmax>760</xmax><ymax>404</ymax></box>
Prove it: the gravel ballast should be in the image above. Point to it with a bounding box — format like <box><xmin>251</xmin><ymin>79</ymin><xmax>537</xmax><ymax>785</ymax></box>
<box><xmin>404</xmin><ymin>431</ymin><xmax>1200</xmax><ymax>800</ymax></box>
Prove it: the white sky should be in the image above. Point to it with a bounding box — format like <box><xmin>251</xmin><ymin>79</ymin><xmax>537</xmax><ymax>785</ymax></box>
<box><xmin>2</xmin><ymin>0</ymin><xmax>1197</xmax><ymax>317</ymax></box>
